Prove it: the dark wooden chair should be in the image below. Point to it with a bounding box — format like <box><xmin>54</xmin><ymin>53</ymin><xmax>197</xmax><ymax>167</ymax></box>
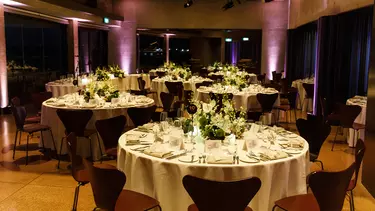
<box><xmin>257</xmin><ymin>74</ymin><xmax>266</xmax><ymax>85</ymax></box>
<box><xmin>56</xmin><ymin>109</ymin><xmax>100</xmax><ymax>168</ymax></box>
<box><xmin>82</xmin><ymin>159</ymin><xmax>161</xmax><ymax>211</ymax></box>
<box><xmin>265</xmin><ymin>83</ymin><xmax>281</xmax><ymax>92</ymax></box>
<box><xmin>66</xmin><ymin>133</ymin><xmax>90</xmax><ymax>211</ymax></box>
<box><xmin>347</xmin><ymin>139</ymin><xmax>366</xmax><ymax>211</ymax></box>
<box><xmin>136</xmin><ymin>77</ymin><xmax>156</xmax><ymax>97</ymax></box>
<box><xmin>276</xmin><ymin>88</ymin><xmax>298</xmax><ymax>124</ymax></box>
<box><xmin>272</xmin><ymin>71</ymin><xmax>282</xmax><ymax>83</ymax></box>
<box><xmin>302</xmin><ymin>83</ymin><xmax>314</xmax><ymax>112</ymax></box>
<box><xmin>156</xmin><ymin>71</ymin><xmax>166</xmax><ymax>78</ymax></box>
<box><xmin>272</xmin><ymin>162</ymin><xmax>356</xmax><ymax>211</ymax></box>
<box><xmin>183</xmin><ymin>175</ymin><xmax>261</xmax><ymax>211</ymax></box>
<box><xmin>256</xmin><ymin>93</ymin><xmax>279</xmax><ymax>125</ymax></box>
<box><xmin>195</xmin><ymin>81</ymin><xmax>213</xmax><ymax>89</ymax></box>
<box><xmin>165</xmin><ymin>81</ymin><xmax>184</xmax><ymax>101</ymax></box>
<box><xmin>330</xmin><ymin>104</ymin><xmax>362</xmax><ymax>151</ymax></box>
<box><xmin>160</xmin><ymin>92</ymin><xmax>180</xmax><ymax>119</ymax></box>
<box><xmin>11</xmin><ymin>96</ymin><xmax>41</xmax><ymax>125</ymax></box>
<box><xmin>11</xmin><ymin>106</ymin><xmax>57</xmax><ymax>165</ymax></box>
<box><xmin>127</xmin><ymin>105</ymin><xmax>156</xmax><ymax>127</ymax></box>
<box><xmin>31</xmin><ymin>91</ymin><xmax>52</xmax><ymax>113</ymax></box>
<box><xmin>296</xmin><ymin>118</ymin><xmax>331</xmax><ymax>170</ymax></box>
<box><xmin>95</xmin><ymin>115</ymin><xmax>126</xmax><ymax>162</ymax></box>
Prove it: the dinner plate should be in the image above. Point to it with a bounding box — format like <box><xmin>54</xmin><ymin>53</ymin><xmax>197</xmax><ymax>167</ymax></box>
<box><xmin>240</xmin><ymin>155</ymin><xmax>259</xmax><ymax>163</ymax></box>
<box><xmin>178</xmin><ymin>155</ymin><xmax>198</xmax><ymax>163</ymax></box>
<box><xmin>286</xmin><ymin>134</ymin><xmax>298</xmax><ymax>138</ymax></box>
<box><xmin>282</xmin><ymin>148</ymin><xmax>302</xmax><ymax>154</ymax></box>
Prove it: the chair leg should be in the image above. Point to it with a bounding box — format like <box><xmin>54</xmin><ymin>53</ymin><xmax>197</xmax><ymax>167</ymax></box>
<box><xmin>49</xmin><ymin>129</ymin><xmax>59</xmax><ymax>163</ymax></box>
<box><xmin>26</xmin><ymin>134</ymin><xmax>30</xmax><ymax>165</ymax></box>
<box><xmin>89</xmin><ymin>137</ymin><xmax>94</xmax><ymax>161</ymax></box>
<box><xmin>13</xmin><ymin>130</ymin><xmax>18</xmax><ymax>160</ymax></box>
<box><xmin>350</xmin><ymin>190</ymin><xmax>355</xmax><ymax>211</ymax></box>
<box><xmin>331</xmin><ymin>126</ymin><xmax>339</xmax><ymax>151</ymax></box>
<box><xmin>58</xmin><ymin>137</ymin><xmax>65</xmax><ymax>169</ymax></box>
<box><xmin>40</xmin><ymin>131</ymin><xmax>45</xmax><ymax>150</ymax></box>
<box><xmin>315</xmin><ymin>160</ymin><xmax>324</xmax><ymax>170</ymax></box>
<box><xmin>18</xmin><ymin>131</ymin><xmax>22</xmax><ymax>145</ymax></box>
<box><xmin>72</xmin><ymin>183</ymin><xmax>82</xmax><ymax>211</ymax></box>
<box><xmin>294</xmin><ymin>109</ymin><xmax>297</xmax><ymax>123</ymax></box>
<box><xmin>96</xmin><ymin>133</ymin><xmax>103</xmax><ymax>163</ymax></box>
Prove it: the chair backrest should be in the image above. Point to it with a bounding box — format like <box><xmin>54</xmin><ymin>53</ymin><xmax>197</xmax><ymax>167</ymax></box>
<box><xmin>202</xmin><ymin>81</ymin><xmax>213</xmax><ymax>87</ymax></box>
<box><xmin>351</xmin><ymin>139</ymin><xmax>366</xmax><ymax>189</ymax></box>
<box><xmin>257</xmin><ymin>74</ymin><xmax>266</xmax><ymax>84</ymax></box>
<box><xmin>160</xmin><ymin>92</ymin><xmax>174</xmax><ymax>111</ymax></box>
<box><xmin>256</xmin><ymin>93</ymin><xmax>278</xmax><ymax>113</ymax></box>
<box><xmin>56</xmin><ymin>109</ymin><xmax>93</xmax><ymax>136</ymax></box>
<box><xmin>296</xmin><ymin>118</ymin><xmax>331</xmax><ymax>155</ymax></box>
<box><xmin>309</xmin><ymin>162</ymin><xmax>356</xmax><ymax>211</ymax></box>
<box><xmin>156</xmin><ymin>71</ymin><xmax>166</xmax><ymax>78</ymax></box>
<box><xmin>127</xmin><ymin>105</ymin><xmax>156</xmax><ymax>127</ymax></box>
<box><xmin>150</xmin><ymin>75</ymin><xmax>157</xmax><ymax>81</ymax></box>
<box><xmin>11</xmin><ymin>96</ymin><xmax>21</xmax><ymax>107</ymax></box>
<box><xmin>280</xmin><ymin>78</ymin><xmax>289</xmax><ymax>94</ymax></box>
<box><xmin>338</xmin><ymin>104</ymin><xmax>362</xmax><ymax>128</ymax></box>
<box><xmin>95</xmin><ymin>115</ymin><xmax>126</xmax><ymax>151</ymax></box>
<box><xmin>83</xmin><ymin>159</ymin><xmax>125</xmax><ymax>211</ymax></box>
<box><xmin>286</xmin><ymin>88</ymin><xmax>298</xmax><ymax>109</ymax></box>
<box><xmin>272</xmin><ymin>71</ymin><xmax>282</xmax><ymax>83</ymax></box>
<box><xmin>137</xmin><ymin>77</ymin><xmax>146</xmax><ymax>90</ymax></box>
<box><xmin>10</xmin><ymin>106</ymin><xmax>27</xmax><ymax>129</ymax></box>
<box><xmin>265</xmin><ymin>83</ymin><xmax>281</xmax><ymax>92</ymax></box>
<box><xmin>165</xmin><ymin>81</ymin><xmax>183</xmax><ymax>99</ymax></box>
<box><xmin>195</xmin><ymin>82</ymin><xmax>204</xmax><ymax>89</ymax></box>
<box><xmin>32</xmin><ymin>92</ymin><xmax>52</xmax><ymax>111</ymax></box>
<box><xmin>302</xmin><ymin>83</ymin><xmax>314</xmax><ymax>98</ymax></box>
<box><xmin>66</xmin><ymin>133</ymin><xmax>88</xmax><ymax>183</ymax></box>
<box><xmin>183</xmin><ymin>175</ymin><xmax>261</xmax><ymax>211</ymax></box>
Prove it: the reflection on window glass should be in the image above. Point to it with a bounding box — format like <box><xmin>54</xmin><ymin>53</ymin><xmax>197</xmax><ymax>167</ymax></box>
<box><xmin>169</xmin><ymin>38</ymin><xmax>190</xmax><ymax>66</ymax></box>
<box><xmin>138</xmin><ymin>35</ymin><xmax>165</xmax><ymax>70</ymax></box>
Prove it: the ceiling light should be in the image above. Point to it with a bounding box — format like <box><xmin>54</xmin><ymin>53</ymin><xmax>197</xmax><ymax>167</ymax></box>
<box><xmin>184</xmin><ymin>0</ymin><xmax>193</xmax><ymax>8</ymax></box>
<box><xmin>222</xmin><ymin>0</ymin><xmax>234</xmax><ymax>11</ymax></box>
<box><xmin>225</xmin><ymin>38</ymin><xmax>232</xmax><ymax>42</ymax></box>
<box><xmin>242</xmin><ymin>37</ymin><xmax>249</xmax><ymax>41</ymax></box>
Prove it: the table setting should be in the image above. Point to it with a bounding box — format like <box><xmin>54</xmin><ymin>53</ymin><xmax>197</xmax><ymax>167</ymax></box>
<box><xmin>196</xmin><ymin>83</ymin><xmax>280</xmax><ymax>110</ymax></box>
<box><xmin>117</xmin><ymin>98</ymin><xmax>309</xmax><ymax>211</ymax></box>
<box><xmin>41</xmin><ymin>79</ymin><xmax>155</xmax><ymax>161</ymax></box>
<box><xmin>346</xmin><ymin>95</ymin><xmax>367</xmax><ymax>147</ymax></box>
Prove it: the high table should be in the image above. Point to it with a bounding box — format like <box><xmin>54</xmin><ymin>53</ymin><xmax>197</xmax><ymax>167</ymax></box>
<box><xmin>45</xmin><ymin>74</ymin><xmax>151</xmax><ymax>97</ymax></box>
<box><xmin>151</xmin><ymin>77</ymin><xmax>213</xmax><ymax>107</ymax></box>
<box><xmin>346</xmin><ymin>96</ymin><xmax>367</xmax><ymax>147</ymax></box>
<box><xmin>117</xmin><ymin>125</ymin><xmax>309</xmax><ymax>211</ymax></box>
<box><xmin>40</xmin><ymin>94</ymin><xmax>154</xmax><ymax>160</ymax></box>
<box><xmin>291</xmin><ymin>78</ymin><xmax>314</xmax><ymax>112</ymax></box>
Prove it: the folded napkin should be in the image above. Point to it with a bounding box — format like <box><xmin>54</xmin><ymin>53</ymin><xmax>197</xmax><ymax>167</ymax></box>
<box><xmin>206</xmin><ymin>155</ymin><xmax>233</xmax><ymax>164</ymax></box>
<box><xmin>143</xmin><ymin>149</ymin><xmax>172</xmax><ymax>158</ymax></box>
<box><xmin>260</xmin><ymin>150</ymin><xmax>288</xmax><ymax>160</ymax></box>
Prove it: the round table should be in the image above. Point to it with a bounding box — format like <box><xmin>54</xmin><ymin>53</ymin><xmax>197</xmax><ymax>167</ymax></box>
<box><xmin>346</xmin><ymin>96</ymin><xmax>367</xmax><ymax>147</ymax></box>
<box><xmin>45</xmin><ymin>74</ymin><xmax>151</xmax><ymax>97</ymax></box>
<box><xmin>151</xmin><ymin>77</ymin><xmax>213</xmax><ymax>107</ymax></box>
<box><xmin>117</xmin><ymin>126</ymin><xmax>309</xmax><ymax>211</ymax></box>
<box><xmin>40</xmin><ymin>95</ymin><xmax>154</xmax><ymax>160</ymax></box>
<box><xmin>196</xmin><ymin>87</ymin><xmax>280</xmax><ymax>111</ymax></box>
<box><xmin>209</xmin><ymin>72</ymin><xmax>258</xmax><ymax>84</ymax></box>
<box><xmin>291</xmin><ymin>78</ymin><xmax>314</xmax><ymax>112</ymax></box>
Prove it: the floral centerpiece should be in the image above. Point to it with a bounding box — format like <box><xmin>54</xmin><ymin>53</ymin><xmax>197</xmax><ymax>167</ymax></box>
<box><xmin>95</xmin><ymin>67</ymin><xmax>110</xmax><ymax>81</ymax></box>
<box><xmin>154</xmin><ymin>62</ymin><xmax>192</xmax><ymax>80</ymax></box>
<box><xmin>7</xmin><ymin>60</ymin><xmax>38</xmax><ymax>72</ymax></box>
<box><xmin>193</xmin><ymin>94</ymin><xmax>246</xmax><ymax>140</ymax></box>
<box><xmin>82</xmin><ymin>80</ymin><xmax>119</xmax><ymax>102</ymax></box>
<box><xmin>108</xmin><ymin>65</ymin><xmax>125</xmax><ymax>78</ymax></box>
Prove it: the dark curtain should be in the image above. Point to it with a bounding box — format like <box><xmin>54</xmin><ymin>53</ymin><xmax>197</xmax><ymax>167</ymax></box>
<box><xmin>286</xmin><ymin>22</ymin><xmax>317</xmax><ymax>85</ymax></box>
<box><xmin>317</xmin><ymin>6</ymin><xmax>373</xmax><ymax>113</ymax></box>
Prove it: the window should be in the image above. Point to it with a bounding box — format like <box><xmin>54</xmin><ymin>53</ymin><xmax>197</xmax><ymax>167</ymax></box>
<box><xmin>138</xmin><ymin>34</ymin><xmax>165</xmax><ymax>69</ymax></box>
<box><xmin>169</xmin><ymin>37</ymin><xmax>190</xmax><ymax>65</ymax></box>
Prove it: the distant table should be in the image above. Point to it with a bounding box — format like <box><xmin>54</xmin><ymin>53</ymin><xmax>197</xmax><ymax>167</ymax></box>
<box><xmin>291</xmin><ymin>78</ymin><xmax>314</xmax><ymax>112</ymax></box>
<box><xmin>346</xmin><ymin>96</ymin><xmax>367</xmax><ymax>147</ymax></box>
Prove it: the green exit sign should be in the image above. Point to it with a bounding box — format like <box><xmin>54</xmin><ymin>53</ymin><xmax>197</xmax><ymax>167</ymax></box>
<box><xmin>103</xmin><ymin>17</ymin><xmax>110</xmax><ymax>24</ymax></box>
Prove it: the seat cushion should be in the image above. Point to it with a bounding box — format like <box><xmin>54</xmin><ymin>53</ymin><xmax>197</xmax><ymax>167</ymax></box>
<box><xmin>25</xmin><ymin>116</ymin><xmax>41</xmax><ymax>124</ymax></box>
<box><xmin>188</xmin><ymin>204</ymin><xmax>253</xmax><ymax>211</ymax></box>
<box><xmin>74</xmin><ymin>169</ymin><xmax>90</xmax><ymax>183</ymax></box>
<box><xmin>274</xmin><ymin>194</ymin><xmax>319</xmax><ymax>211</ymax></box>
<box><xmin>115</xmin><ymin>190</ymin><xmax>160</xmax><ymax>211</ymax></box>
<box><xmin>23</xmin><ymin>124</ymin><xmax>50</xmax><ymax>133</ymax></box>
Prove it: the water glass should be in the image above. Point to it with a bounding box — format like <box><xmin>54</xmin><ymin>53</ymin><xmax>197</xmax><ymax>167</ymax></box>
<box><xmin>166</xmin><ymin>117</ymin><xmax>173</xmax><ymax>126</ymax></box>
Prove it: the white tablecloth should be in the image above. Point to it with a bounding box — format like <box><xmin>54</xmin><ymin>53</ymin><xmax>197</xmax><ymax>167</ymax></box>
<box><xmin>151</xmin><ymin>78</ymin><xmax>212</xmax><ymax>107</ymax></box>
<box><xmin>45</xmin><ymin>74</ymin><xmax>151</xmax><ymax>97</ymax></box>
<box><xmin>40</xmin><ymin>100</ymin><xmax>154</xmax><ymax>160</ymax></box>
<box><xmin>291</xmin><ymin>79</ymin><xmax>314</xmax><ymax>112</ymax></box>
<box><xmin>196</xmin><ymin>89</ymin><xmax>280</xmax><ymax>111</ymax></box>
<box><xmin>117</xmin><ymin>129</ymin><xmax>309</xmax><ymax>211</ymax></box>
<box><xmin>346</xmin><ymin>96</ymin><xmax>367</xmax><ymax>147</ymax></box>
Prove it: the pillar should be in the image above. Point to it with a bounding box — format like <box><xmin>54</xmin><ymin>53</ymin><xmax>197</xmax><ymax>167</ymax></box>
<box><xmin>108</xmin><ymin>0</ymin><xmax>137</xmax><ymax>74</ymax></box>
<box><xmin>67</xmin><ymin>19</ymin><xmax>79</xmax><ymax>75</ymax></box>
<box><xmin>261</xmin><ymin>1</ymin><xmax>288</xmax><ymax>80</ymax></box>
<box><xmin>165</xmin><ymin>34</ymin><xmax>170</xmax><ymax>64</ymax></box>
<box><xmin>0</xmin><ymin>3</ymin><xmax>7</xmax><ymax>108</ymax></box>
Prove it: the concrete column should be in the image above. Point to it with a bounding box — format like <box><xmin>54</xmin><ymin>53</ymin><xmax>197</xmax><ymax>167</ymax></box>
<box><xmin>261</xmin><ymin>1</ymin><xmax>288</xmax><ymax>80</ymax></box>
<box><xmin>165</xmin><ymin>35</ymin><xmax>170</xmax><ymax>64</ymax></box>
<box><xmin>0</xmin><ymin>3</ymin><xmax>7</xmax><ymax>108</ymax></box>
<box><xmin>67</xmin><ymin>19</ymin><xmax>79</xmax><ymax>75</ymax></box>
<box><xmin>108</xmin><ymin>0</ymin><xmax>137</xmax><ymax>74</ymax></box>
